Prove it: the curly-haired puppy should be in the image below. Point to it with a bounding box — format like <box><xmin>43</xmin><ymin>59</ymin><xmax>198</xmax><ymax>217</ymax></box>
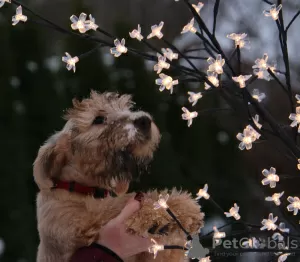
<box><xmin>34</xmin><ymin>91</ymin><xmax>204</xmax><ymax>262</ymax></box>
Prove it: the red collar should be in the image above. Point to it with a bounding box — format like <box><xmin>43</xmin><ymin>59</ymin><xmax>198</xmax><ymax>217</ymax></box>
<box><xmin>51</xmin><ymin>180</ymin><xmax>115</xmax><ymax>198</ymax></box>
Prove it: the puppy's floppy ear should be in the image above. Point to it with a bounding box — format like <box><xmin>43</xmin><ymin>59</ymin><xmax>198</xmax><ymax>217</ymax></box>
<box><xmin>33</xmin><ymin>131</ymin><xmax>71</xmax><ymax>190</ymax></box>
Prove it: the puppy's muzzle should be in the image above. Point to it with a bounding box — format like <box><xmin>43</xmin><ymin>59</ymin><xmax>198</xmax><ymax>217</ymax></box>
<box><xmin>134</xmin><ymin>116</ymin><xmax>151</xmax><ymax>135</ymax></box>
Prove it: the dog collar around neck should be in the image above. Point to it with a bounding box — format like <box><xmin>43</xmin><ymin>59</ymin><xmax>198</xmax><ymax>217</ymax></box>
<box><xmin>51</xmin><ymin>180</ymin><xmax>116</xmax><ymax>198</ymax></box>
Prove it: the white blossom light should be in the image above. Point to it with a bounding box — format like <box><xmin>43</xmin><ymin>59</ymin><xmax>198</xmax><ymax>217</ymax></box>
<box><xmin>147</xmin><ymin>21</ymin><xmax>164</xmax><ymax>39</ymax></box>
<box><xmin>289</xmin><ymin>107</ymin><xmax>300</xmax><ymax>133</ymax></box>
<box><xmin>232</xmin><ymin>74</ymin><xmax>252</xmax><ymax>88</ymax></box>
<box><xmin>0</xmin><ymin>0</ymin><xmax>10</xmax><ymax>8</ymax></box>
<box><xmin>188</xmin><ymin>92</ymin><xmax>202</xmax><ymax>106</ymax></box>
<box><xmin>162</xmin><ymin>48</ymin><xmax>178</xmax><ymax>61</ymax></box>
<box><xmin>148</xmin><ymin>239</ymin><xmax>164</xmax><ymax>259</ymax></box>
<box><xmin>278</xmin><ymin>253</ymin><xmax>291</xmax><ymax>262</ymax></box>
<box><xmin>204</xmin><ymin>71</ymin><xmax>219</xmax><ymax>90</ymax></box>
<box><xmin>262</xmin><ymin>167</ymin><xmax>279</xmax><ymax>188</ymax></box>
<box><xmin>196</xmin><ymin>184</ymin><xmax>210</xmax><ymax>200</ymax></box>
<box><xmin>296</xmin><ymin>94</ymin><xmax>300</xmax><ymax>104</ymax></box>
<box><xmin>182</xmin><ymin>107</ymin><xmax>198</xmax><ymax>127</ymax></box>
<box><xmin>62</xmin><ymin>52</ymin><xmax>79</xmax><ymax>73</ymax></box>
<box><xmin>129</xmin><ymin>24</ymin><xmax>143</xmax><ymax>41</ymax></box>
<box><xmin>272</xmin><ymin>232</ymin><xmax>284</xmax><ymax>241</ymax></box>
<box><xmin>253</xmin><ymin>68</ymin><xmax>271</xmax><ymax>81</ymax></box>
<box><xmin>224</xmin><ymin>203</ymin><xmax>241</xmax><ymax>220</ymax></box>
<box><xmin>252</xmin><ymin>115</ymin><xmax>262</xmax><ymax>130</ymax></box>
<box><xmin>153</xmin><ymin>194</ymin><xmax>169</xmax><ymax>210</ymax></box>
<box><xmin>253</xmin><ymin>53</ymin><xmax>269</xmax><ymax>70</ymax></box>
<box><xmin>252</xmin><ymin>89</ymin><xmax>266</xmax><ymax>102</ymax></box>
<box><xmin>279</xmin><ymin>223</ymin><xmax>289</xmax><ymax>233</ymax></box>
<box><xmin>70</xmin><ymin>13</ymin><xmax>88</xmax><ymax>33</ymax></box>
<box><xmin>263</xmin><ymin>4</ymin><xmax>282</xmax><ymax>21</ymax></box>
<box><xmin>213</xmin><ymin>226</ymin><xmax>226</xmax><ymax>244</ymax></box>
<box><xmin>287</xmin><ymin>196</ymin><xmax>300</xmax><ymax>215</ymax></box>
<box><xmin>110</xmin><ymin>39</ymin><xmax>127</xmax><ymax>57</ymax></box>
<box><xmin>192</xmin><ymin>2</ymin><xmax>204</xmax><ymax>14</ymax></box>
<box><xmin>242</xmin><ymin>237</ymin><xmax>260</xmax><ymax>248</ymax></box>
<box><xmin>181</xmin><ymin>18</ymin><xmax>197</xmax><ymax>34</ymax></box>
<box><xmin>12</xmin><ymin>6</ymin><xmax>27</xmax><ymax>26</ymax></box>
<box><xmin>260</xmin><ymin>213</ymin><xmax>278</xmax><ymax>231</ymax></box>
<box><xmin>86</xmin><ymin>14</ymin><xmax>98</xmax><ymax>31</ymax></box>
<box><xmin>199</xmin><ymin>257</ymin><xmax>211</xmax><ymax>262</ymax></box>
<box><xmin>207</xmin><ymin>55</ymin><xmax>225</xmax><ymax>74</ymax></box>
<box><xmin>298</xmin><ymin>159</ymin><xmax>300</xmax><ymax>170</ymax></box>
<box><xmin>265</xmin><ymin>192</ymin><xmax>284</xmax><ymax>206</ymax></box>
<box><xmin>154</xmin><ymin>54</ymin><xmax>170</xmax><ymax>74</ymax></box>
<box><xmin>236</xmin><ymin>126</ymin><xmax>258</xmax><ymax>150</ymax></box>
<box><xmin>226</xmin><ymin>33</ymin><xmax>250</xmax><ymax>49</ymax></box>
<box><xmin>155</xmin><ymin>74</ymin><xmax>178</xmax><ymax>94</ymax></box>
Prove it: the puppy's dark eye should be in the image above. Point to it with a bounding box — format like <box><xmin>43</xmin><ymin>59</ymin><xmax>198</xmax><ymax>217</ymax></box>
<box><xmin>92</xmin><ymin>116</ymin><xmax>106</xmax><ymax>125</ymax></box>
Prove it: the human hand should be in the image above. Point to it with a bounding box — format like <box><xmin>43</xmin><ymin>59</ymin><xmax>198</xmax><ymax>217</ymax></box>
<box><xmin>96</xmin><ymin>193</ymin><xmax>151</xmax><ymax>260</ymax></box>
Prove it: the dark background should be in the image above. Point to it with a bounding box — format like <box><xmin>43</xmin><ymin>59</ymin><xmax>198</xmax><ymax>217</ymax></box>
<box><xmin>0</xmin><ymin>0</ymin><xmax>300</xmax><ymax>261</ymax></box>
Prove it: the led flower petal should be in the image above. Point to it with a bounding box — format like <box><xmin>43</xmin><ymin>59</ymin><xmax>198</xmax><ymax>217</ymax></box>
<box><xmin>226</xmin><ymin>33</ymin><xmax>250</xmax><ymax>49</ymax></box>
<box><xmin>162</xmin><ymin>48</ymin><xmax>178</xmax><ymax>61</ymax></box>
<box><xmin>236</xmin><ymin>125</ymin><xmax>259</xmax><ymax>150</ymax></box>
<box><xmin>196</xmin><ymin>184</ymin><xmax>210</xmax><ymax>200</ymax></box>
<box><xmin>0</xmin><ymin>0</ymin><xmax>10</xmax><ymax>8</ymax></box>
<box><xmin>129</xmin><ymin>24</ymin><xmax>144</xmax><ymax>41</ymax></box>
<box><xmin>263</xmin><ymin>4</ymin><xmax>282</xmax><ymax>21</ymax></box>
<box><xmin>232</xmin><ymin>74</ymin><xmax>252</xmax><ymax>88</ymax></box>
<box><xmin>296</xmin><ymin>94</ymin><xmax>300</xmax><ymax>104</ymax></box>
<box><xmin>298</xmin><ymin>159</ymin><xmax>300</xmax><ymax>170</ymax></box>
<box><xmin>262</xmin><ymin>167</ymin><xmax>279</xmax><ymax>188</ymax></box>
<box><xmin>192</xmin><ymin>2</ymin><xmax>204</xmax><ymax>14</ymax></box>
<box><xmin>253</xmin><ymin>68</ymin><xmax>271</xmax><ymax>81</ymax></box>
<box><xmin>199</xmin><ymin>257</ymin><xmax>211</xmax><ymax>262</ymax></box>
<box><xmin>279</xmin><ymin>223</ymin><xmax>290</xmax><ymax>233</ymax></box>
<box><xmin>204</xmin><ymin>71</ymin><xmax>219</xmax><ymax>90</ymax></box>
<box><xmin>242</xmin><ymin>237</ymin><xmax>260</xmax><ymax>248</ymax></box>
<box><xmin>252</xmin><ymin>89</ymin><xmax>266</xmax><ymax>102</ymax></box>
<box><xmin>253</xmin><ymin>53</ymin><xmax>269</xmax><ymax>71</ymax></box>
<box><xmin>265</xmin><ymin>192</ymin><xmax>284</xmax><ymax>206</ymax></box>
<box><xmin>207</xmin><ymin>55</ymin><xmax>225</xmax><ymax>74</ymax></box>
<box><xmin>153</xmin><ymin>194</ymin><xmax>169</xmax><ymax>210</ymax></box>
<box><xmin>155</xmin><ymin>74</ymin><xmax>178</xmax><ymax>94</ymax></box>
<box><xmin>110</xmin><ymin>38</ymin><xmax>127</xmax><ymax>57</ymax></box>
<box><xmin>289</xmin><ymin>107</ymin><xmax>300</xmax><ymax>132</ymax></box>
<box><xmin>154</xmin><ymin>54</ymin><xmax>170</xmax><ymax>74</ymax></box>
<box><xmin>182</xmin><ymin>107</ymin><xmax>198</xmax><ymax>127</ymax></box>
<box><xmin>278</xmin><ymin>253</ymin><xmax>291</xmax><ymax>262</ymax></box>
<box><xmin>272</xmin><ymin>232</ymin><xmax>284</xmax><ymax>241</ymax></box>
<box><xmin>148</xmin><ymin>239</ymin><xmax>164</xmax><ymax>259</ymax></box>
<box><xmin>260</xmin><ymin>213</ymin><xmax>278</xmax><ymax>231</ymax></box>
<box><xmin>86</xmin><ymin>14</ymin><xmax>98</xmax><ymax>31</ymax></box>
<box><xmin>181</xmin><ymin>18</ymin><xmax>197</xmax><ymax>34</ymax></box>
<box><xmin>147</xmin><ymin>21</ymin><xmax>164</xmax><ymax>39</ymax></box>
<box><xmin>224</xmin><ymin>203</ymin><xmax>241</xmax><ymax>220</ymax></box>
<box><xmin>62</xmin><ymin>52</ymin><xmax>79</xmax><ymax>73</ymax></box>
<box><xmin>287</xmin><ymin>196</ymin><xmax>300</xmax><ymax>215</ymax></box>
<box><xmin>188</xmin><ymin>92</ymin><xmax>202</xmax><ymax>106</ymax></box>
<box><xmin>70</xmin><ymin>13</ymin><xmax>88</xmax><ymax>33</ymax></box>
<box><xmin>12</xmin><ymin>6</ymin><xmax>27</xmax><ymax>26</ymax></box>
<box><xmin>213</xmin><ymin>226</ymin><xmax>226</xmax><ymax>245</ymax></box>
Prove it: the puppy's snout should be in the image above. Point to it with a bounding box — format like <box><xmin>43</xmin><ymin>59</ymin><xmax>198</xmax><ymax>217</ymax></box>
<box><xmin>134</xmin><ymin>116</ymin><xmax>151</xmax><ymax>134</ymax></box>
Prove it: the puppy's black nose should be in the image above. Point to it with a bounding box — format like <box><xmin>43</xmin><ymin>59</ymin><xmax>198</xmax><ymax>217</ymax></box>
<box><xmin>134</xmin><ymin>116</ymin><xmax>151</xmax><ymax>134</ymax></box>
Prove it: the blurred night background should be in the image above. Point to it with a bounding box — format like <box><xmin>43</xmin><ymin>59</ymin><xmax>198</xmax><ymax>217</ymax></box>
<box><xmin>1</xmin><ymin>0</ymin><xmax>300</xmax><ymax>261</ymax></box>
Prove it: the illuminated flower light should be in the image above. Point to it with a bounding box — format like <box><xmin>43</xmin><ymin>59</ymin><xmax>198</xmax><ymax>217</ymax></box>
<box><xmin>155</xmin><ymin>74</ymin><xmax>178</xmax><ymax>94</ymax></box>
<box><xmin>272</xmin><ymin>232</ymin><xmax>284</xmax><ymax>241</ymax></box>
<box><xmin>181</xmin><ymin>18</ymin><xmax>197</xmax><ymax>34</ymax></box>
<box><xmin>295</xmin><ymin>94</ymin><xmax>300</xmax><ymax>104</ymax></box>
<box><xmin>260</xmin><ymin>213</ymin><xmax>278</xmax><ymax>231</ymax></box>
<box><xmin>226</xmin><ymin>33</ymin><xmax>250</xmax><ymax>49</ymax></box>
<box><xmin>289</xmin><ymin>107</ymin><xmax>300</xmax><ymax>133</ymax></box>
<box><xmin>287</xmin><ymin>196</ymin><xmax>300</xmax><ymax>215</ymax></box>
<box><xmin>278</xmin><ymin>253</ymin><xmax>291</xmax><ymax>262</ymax></box>
<box><xmin>261</xmin><ymin>167</ymin><xmax>279</xmax><ymax>188</ymax></box>
<box><xmin>224</xmin><ymin>203</ymin><xmax>241</xmax><ymax>220</ymax></box>
<box><xmin>263</xmin><ymin>4</ymin><xmax>282</xmax><ymax>21</ymax></box>
<box><xmin>253</xmin><ymin>53</ymin><xmax>269</xmax><ymax>71</ymax></box>
<box><xmin>279</xmin><ymin>223</ymin><xmax>289</xmax><ymax>233</ymax></box>
<box><xmin>232</xmin><ymin>74</ymin><xmax>252</xmax><ymax>88</ymax></box>
<box><xmin>12</xmin><ymin>6</ymin><xmax>27</xmax><ymax>26</ymax></box>
<box><xmin>154</xmin><ymin>54</ymin><xmax>170</xmax><ymax>74</ymax></box>
<box><xmin>147</xmin><ymin>21</ymin><xmax>164</xmax><ymax>39</ymax></box>
<box><xmin>241</xmin><ymin>237</ymin><xmax>260</xmax><ymax>248</ymax></box>
<box><xmin>129</xmin><ymin>24</ymin><xmax>143</xmax><ymax>41</ymax></box>
<box><xmin>70</xmin><ymin>13</ymin><xmax>88</xmax><ymax>33</ymax></box>
<box><xmin>62</xmin><ymin>52</ymin><xmax>79</xmax><ymax>73</ymax></box>
<box><xmin>110</xmin><ymin>39</ymin><xmax>127</xmax><ymax>57</ymax></box>
<box><xmin>204</xmin><ymin>71</ymin><xmax>219</xmax><ymax>90</ymax></box>
<box><xmin>253</xmin><ymin>68</ymin><xmax>271</xmax><ymax>81</ymax></box>
<box><xmin>195</xmin><ymin>184</ymin><xmax>210</xmax><ymax>200</ymax></box>
<box><xmin>192</xmin><ymin>2</ymin><xmax>204</xmax><ymax>14</ymax></box>
<box><xmin>199</xmin><ymin>257</ymin><xmax>211</xmax><ymax>262</ymax></box>
<box><xmin>213</xmin><ymin>226</ymin><xmax>226</xmax><ymax>245</ymax></box>
<box><xmin>162</xmin><ymin>48</ymin><xmax>178</xmax><ymax>61</ymax></box>
<box><xmin>0</xmin><ymin>0</ymin><xmax>10</xmax><ymax>8</ymax></box>
<box><xmin>298</xmin><ymin>159</ymin><xmax>300</xmax><ymax>170</ymax></box>
<box><xmin>252</xmin><ymin>115</ymin><xmax>262</xmax><ymax>130</ymax></box>
<box><xmin>148</xmin><ymin>239</ymin><xmax>164</xmax><ymax>259</ymax></box>
<box><xmin>252</xmin><ymin>89</ymin><xmax>266</xmax><ymax>102</ymax></box>
<box><xmin>182</xmin><ymin>107</ymin><xmax>198</xmax><ymax>127</ymax></box>
<box><xmin>265</xmin><ymin>192</ymin><xmax>284</xmax><ymax>206</ymax></box>
<box><xmin>188</xmin><ymin>92</ymin><xmax>202</xmax><ymax>106</ymax></box>
<box><xmin>153</xmin><ymin>194</ymin><xmax>169</xmax><ymax>210</ymax></box>
<box><xmin>207</xmin><ymin>55</ymin><xmax>225</xmax><ymax>74</ymax></box>
<box><xmin>86</xmin><ymin>14</ymin><xmax>98</xmax><ymax>31</ymax></box>
<box><xmin>236</xmin><ymin>126</ymin><xmax>257</xmax><ymax>150</ymax></box>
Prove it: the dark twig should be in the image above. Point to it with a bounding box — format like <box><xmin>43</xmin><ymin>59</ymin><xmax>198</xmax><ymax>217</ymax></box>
<box><xmin>213</xmin><ymin>0</ymin><xmax>220</xmax><ymax>36</ymax></box>
<box><xmin>286</xmin><ymin>10</ymin><xmax>300</xmax><ymax>32</ymax></box>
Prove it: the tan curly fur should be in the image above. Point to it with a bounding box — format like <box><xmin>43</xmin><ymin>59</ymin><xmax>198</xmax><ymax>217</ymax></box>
<box><xmin>34</xmin><ymin>91</ymin><xmax>204</xmax><ymax>262</ymax></box>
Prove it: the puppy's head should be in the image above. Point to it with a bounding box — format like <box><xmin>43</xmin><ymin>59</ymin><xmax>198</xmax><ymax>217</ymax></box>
<box><xmin>34</xmin><ymin>91</ymin><xmax>160</xmax><ymax>192</ymax></box>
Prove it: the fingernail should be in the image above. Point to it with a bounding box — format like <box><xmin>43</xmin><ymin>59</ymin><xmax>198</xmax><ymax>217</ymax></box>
<box><xmin>134</xmin><ymin>192</ymin><xmax>144</xmax><ymax>202</ymax></box>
